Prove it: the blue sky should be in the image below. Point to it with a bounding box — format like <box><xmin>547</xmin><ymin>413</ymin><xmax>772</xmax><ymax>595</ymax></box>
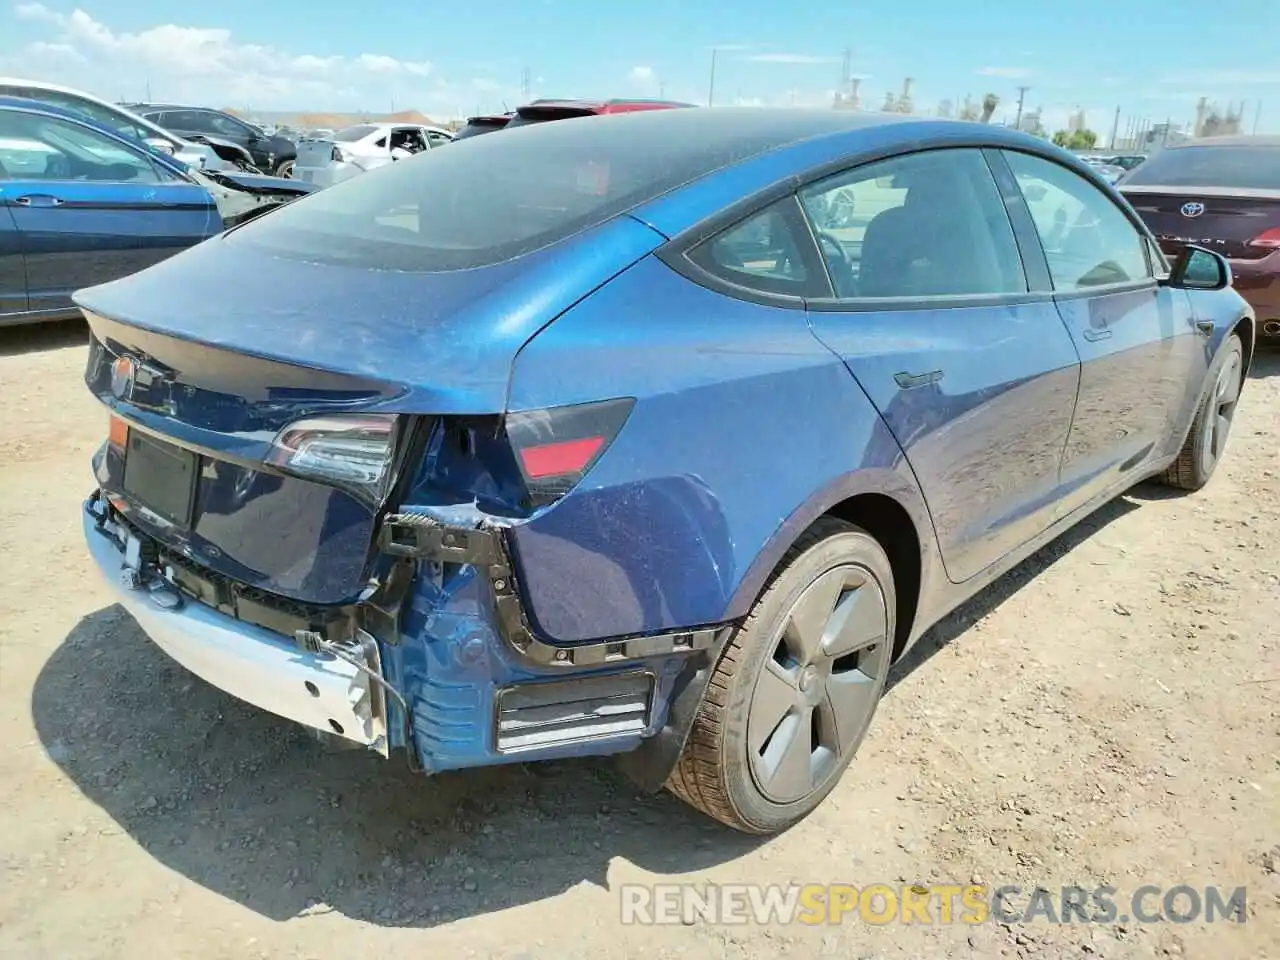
<box><xmin>2</xmin><ymin>0</ymin><xmax>1277</xmax><ymax>135</ymax></box>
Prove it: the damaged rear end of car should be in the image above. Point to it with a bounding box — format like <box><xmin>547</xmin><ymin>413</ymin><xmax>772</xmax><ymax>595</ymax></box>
<box><xmin>76</xmin><ymin>115</ymin><xmax>745</xmax><ymax>782</ymax></box>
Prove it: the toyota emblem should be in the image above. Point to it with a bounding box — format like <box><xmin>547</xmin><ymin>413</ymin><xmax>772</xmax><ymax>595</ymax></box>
<box><xmin>110</xmin><ymin>355</ymin><xmax>137</xmax><ymax>400</ymax></box>
<box><xmin>1180</xmin><ymin>201</ymin><xmax>1206</xmax><ymax>218</ymax></box>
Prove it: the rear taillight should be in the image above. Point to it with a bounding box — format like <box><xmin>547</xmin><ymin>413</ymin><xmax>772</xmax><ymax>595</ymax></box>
<box><xmin>504</xmin><ymin>399</ymin><xmax>634</xmax><ymax>508</ymax></box>
<box><xmin>1248</xmin><ymin>228</ymin><xmax>1280</xmax><ymax>251</ymax></box>
<box><xmin>267</xmin><ymin>413</ymin><xmax>398</xmax><ymax>502</ymax></box>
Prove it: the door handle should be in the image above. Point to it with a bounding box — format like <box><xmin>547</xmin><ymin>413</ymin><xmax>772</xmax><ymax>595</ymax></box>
<box><xmin>14</xmin><ymin>195</ymin><xmax>63</xmax><ymax>207</ymax></box>
<box><xmin>894</xmin><ymin>370</ymin><xmax>944</xmax><ymax>389</ymax></box>
<box><xmin>1195</xmin><ymin>320</ymin><xmax>1214</xmax><ymax>337</ymax></box>
<box><xmin>1082</xmin><ymin>327</ymin><xmax>1112</xmax><ymax>342</ymax></box>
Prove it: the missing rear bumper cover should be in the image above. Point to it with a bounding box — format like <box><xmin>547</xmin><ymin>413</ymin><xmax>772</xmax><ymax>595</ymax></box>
<box><xmin>381</xmin><ymin>510</ymin><xmax>731</xmax><ymax>668</ymax></box>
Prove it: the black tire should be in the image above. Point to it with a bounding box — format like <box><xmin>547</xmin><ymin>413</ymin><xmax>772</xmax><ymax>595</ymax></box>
<box><xmin>667</xmin><ymin>517</ymin><xmax>895</xmax><ymax>834</ymax></box>
<box><xmin>273</xmin><ymin>159</ymin><xmax>294</xmax><ymax>178</ymax></box>
<box><xmin>1159</xmin><ymin>333</ymin><xmax>1244</xmax><ymax>491</ymax></box>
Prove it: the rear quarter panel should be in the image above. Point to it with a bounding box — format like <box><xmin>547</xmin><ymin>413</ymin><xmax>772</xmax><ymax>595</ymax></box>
<box><xmin>506</xmin><ymin>254</ymin><xmax>941</xmax><ymax>643</ymax></box>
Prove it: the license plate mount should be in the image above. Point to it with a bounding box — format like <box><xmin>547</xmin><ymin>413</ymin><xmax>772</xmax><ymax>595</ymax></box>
<box><xmin>122</xmin><ymin>431</ymin><xmax>199</xmax><ymax>528</ymax></box>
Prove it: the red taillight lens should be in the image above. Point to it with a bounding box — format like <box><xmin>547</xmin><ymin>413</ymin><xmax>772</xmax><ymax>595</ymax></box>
<box><xmin>1248</xmin><ymin>228</ymin><xmax>1280</xmax><ymax>250</ymax></box>
<box><xmin>505</xmin><ymin>399</ymin><xmax>634</xmax><ymax>507</ymax></box>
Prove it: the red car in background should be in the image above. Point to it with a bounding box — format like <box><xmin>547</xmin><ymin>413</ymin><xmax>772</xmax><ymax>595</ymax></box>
<box><xmin>1120</xmin><ymin>136</ymin><xmax>1280</xmax><ymax>339</ymax></box>
<box><xmin>452</xmin><ymin>98</ymin><xmax>695</xmax><ymax>140</ymax></box>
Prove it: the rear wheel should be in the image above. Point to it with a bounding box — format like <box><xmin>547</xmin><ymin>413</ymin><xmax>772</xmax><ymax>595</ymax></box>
<box><xmin>1159</xmin><ymin>333</ymin><xmax>1244</xmax><ymax>491</ymax></box>
<box><xmin>667</xmin><ymin>518</ymin><xmax>894</xmax><ymax>834</ymax></box>
<box><xmin>274</xmin><ymin>159</ymin><xmax>294</xmax><ymax>178</ymax></box>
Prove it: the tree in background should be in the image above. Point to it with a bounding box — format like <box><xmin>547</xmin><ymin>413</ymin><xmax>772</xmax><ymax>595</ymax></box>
<box><xmin>1052</xmin><ymin>129</ymin><xmax>1099</xmax><ymax>149</ymax></box>
<box><xmin>979</xmin><ymin>93</ymin><xmax>999</xmax><ymax>123</ymax></box>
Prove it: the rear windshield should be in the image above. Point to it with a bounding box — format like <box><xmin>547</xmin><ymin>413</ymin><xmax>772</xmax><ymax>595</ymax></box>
<box><xmin>333</xmin><ymin>124</ymin><xmax>378</xmax><ymax>142</ymax></box>
<box><xmin>1122</xmin><ymin>145</ymin><xmax>1280</xmax><ymax>190</ymax></box>
<box><xmin>228</xmin><ymin>110</ymin><xmax>808</xmax><ymax>271</ymax></box>
<box><xmin>505</xmin><ymin>107</ymin><xmax>594</xmax><ymax>128</ymax></box>
<box><xmin>452</xmin><ymin>119</ymin><xmax>507</xmax><ymax>140</ymax></box>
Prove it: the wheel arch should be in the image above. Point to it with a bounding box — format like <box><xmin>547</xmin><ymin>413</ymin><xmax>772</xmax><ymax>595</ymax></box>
<box><xmin>725</xmin><ymin>468</ymin><xmax>937</xmax><ymax>665</ymax></box>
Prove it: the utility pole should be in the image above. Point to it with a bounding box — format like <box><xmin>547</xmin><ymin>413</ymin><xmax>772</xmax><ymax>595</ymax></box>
<box><xmin>145</xmin><ymin>78</ymin><xmax>152</xmax><ymax>102</ymax></box>
<box><xmin>1012</xmin><ymin>85</ymin><xmax>1029</xmax><ymax>130</ymax></box>
<box><xmin>521</xmin><ymin>67</ymin><xmax>531</xmax><ymax>99</ymax></box>
<box><xmin>708</xmin><ymin>48</ymin><xmax>718</xmax><ymax>107</ymax></box>
<box><xmin>1109</xmin><ymin>105</ymin><xmax>1121</xmax><ymax>149</ymax></box>
<box><xmin>1253</xmin><ymin>101</ymin><xmax>1262</xmax><ymax>135</ymax></box>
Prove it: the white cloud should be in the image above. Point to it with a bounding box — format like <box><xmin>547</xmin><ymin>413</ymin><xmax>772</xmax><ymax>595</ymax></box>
<box><xmin>976</xmin><ymin>66</ymin><xmax>1032</xmax><ymax>79</ymax></box>
<box><xmin>627</xmin><ymin>65</ymin><xmax>658</xmax><ymax>94</ymax></box>
<box><xmin>748</xmin><ymin>53</ymin><xmax>839</xmax><ymax>64</ymax></box>
<box><xmin>0</xmin><ymin>4</ymin><xmax>453</xmax><ymax>113</ymax></box>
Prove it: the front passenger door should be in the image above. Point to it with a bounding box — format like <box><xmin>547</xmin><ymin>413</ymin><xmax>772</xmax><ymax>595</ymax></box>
<box><xmin>998</xmin><ymin>150</ymin><xmax>1206</xmax><ymax>513</ymax></box>
<box><xmin>799</xmin><ymin>148</ymin><xmax>1082</xmax><ymax>584</ymax></box>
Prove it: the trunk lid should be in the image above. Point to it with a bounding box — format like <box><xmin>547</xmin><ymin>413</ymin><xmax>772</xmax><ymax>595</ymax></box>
<box><xmin>295</xmin><ymin>138</ymin><xmax>341</xmax><ymax>171</ymax></box>
<box><xmin>77</xmin><ymin>214</ymin><xmax>664</xmax><ymax>604</ymax></box>
<box><xmin>1121</xmin><ymin>185</ymin><xmax>1280</xmax><ymax>260</ymax></box>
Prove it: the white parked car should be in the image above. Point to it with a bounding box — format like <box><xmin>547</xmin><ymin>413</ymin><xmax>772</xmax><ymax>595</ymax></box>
<box><xmin>0</xmin><ymin>77</ymin><xmax>239</xmax><ymax>171</ymax></box>
<box><xmin>293</xmin><ymin>123</ymin><xmax>451</xmax><ymax>187</ymax></box>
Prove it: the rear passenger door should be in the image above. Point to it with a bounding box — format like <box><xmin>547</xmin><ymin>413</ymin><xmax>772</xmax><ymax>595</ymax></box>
<box><xmin>996</xmin><ymin>150</ymin><xmax>1205</xmax><ymax>513</ymax></box>
<box><xmin>799</xmin><ymin>148</ymin><xmax>1082</xmax><ymax>584</ymax></box>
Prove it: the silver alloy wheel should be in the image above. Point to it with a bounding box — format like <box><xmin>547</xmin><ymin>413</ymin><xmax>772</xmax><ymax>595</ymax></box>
<box><xmin>276</xmin><ymin>160</ymin><xmax>294</xmax><ymax>178</ymax></box>
<box><xmin>747</xmin><ymin>564</ymin><xmax>891</xmax><ymax>804</ymax></box>
<box><xmin>1200</xmin><ymin>348</ymin><xmax>1243</xmax><ymax>474</ymax></box>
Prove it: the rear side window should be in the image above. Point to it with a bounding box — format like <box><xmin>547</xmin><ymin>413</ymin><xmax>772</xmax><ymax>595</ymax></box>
<box><xmin>1004</xmin><ymin>150</ymin><xmax>1150</xmax><ymax>290</ymax></box>
<box><xmin>686</xmin><ymin>199</ymin><xmax>817</xmax><ymax>298</ymax></box>
<box><xmin>1121</xmin><ymin>145</ymin><xmax>1280</xmax><ymax>190</ymax></box>
<box><xmin>229</xmin><ymin>113</ymin><xmax>808</xmax><ymax>271</ymax></box>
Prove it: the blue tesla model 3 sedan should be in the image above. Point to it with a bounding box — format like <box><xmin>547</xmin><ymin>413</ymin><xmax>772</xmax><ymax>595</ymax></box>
<box><xmin>75</xmin><ymin>107</ymin><xmax>1253</xmax><ymax>834</ymax></box>
<box><xmin>0</xmin><ymin>96</ymin><xmax>311</xmax><ymax>327</ymax></box>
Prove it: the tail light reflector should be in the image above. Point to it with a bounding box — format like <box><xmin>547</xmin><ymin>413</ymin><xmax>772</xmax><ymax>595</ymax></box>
<box><xmin>108</xmin><ymin>414</ymin><xmax>128</xmax><ymax>448</ymax></box>
<box><xmin>1248</xmin><ymin>228</ymin><xmax>1280</xmax><ymax>251</ymax></box>
<box><xmin>505</xmin><ymin>399</ymin><xmax>634</xmax><ymax>507</ymax></box>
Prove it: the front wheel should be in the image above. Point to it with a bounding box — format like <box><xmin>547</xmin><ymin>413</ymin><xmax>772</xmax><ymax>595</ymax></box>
<box><xmin>1159</xmin><ymin>332</ymin><xmax>1244</xmax><ymax>491</ymax></box>
<box><xmin>667</xmin><ymin>518</ymin><xmax>895</xmax><ymax>834</ymax></box>
<box><xmin>273</xmin><ymin>159</ymin><xmax>294</xmax><ymax>178</ymax></box>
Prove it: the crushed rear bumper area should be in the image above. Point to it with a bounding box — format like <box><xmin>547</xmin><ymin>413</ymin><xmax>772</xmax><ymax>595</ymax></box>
<box><xmin>83</xmin><ymin>492</ymin><xmax>737</xmax><ymax>786</ymax></box>
<box><xmin>83</xmin><ymin>494</ymin><xmax>390</xmax><ymax>752</ymax></box>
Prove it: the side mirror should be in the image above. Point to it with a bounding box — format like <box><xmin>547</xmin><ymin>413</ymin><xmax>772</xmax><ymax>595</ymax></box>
<box><xmin>146</xmin><ymin>138</ymin><xmax>175</xmax><ymax>155</ymax></box>
<box><xmin>1162</xmin><ymin>245</ymin><xmax>1231</xmax><ymax>291</ymax></box>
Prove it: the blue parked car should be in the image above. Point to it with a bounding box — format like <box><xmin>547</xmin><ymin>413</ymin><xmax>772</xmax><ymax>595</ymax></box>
<box><xmin>0</xmin><ymin>96</ymin><xmax>313</xmax><ymax>327</ymax></box>
<box><xmin>76</xmin><ymin>108</ymin><xmax>1253</xmax><ymax>834</ymax></box>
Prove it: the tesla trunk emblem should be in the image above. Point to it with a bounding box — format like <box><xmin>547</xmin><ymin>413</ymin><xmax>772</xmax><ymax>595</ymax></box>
<box><xmin>110</xmin><ymin>355</ymin><xmax>137</xmax><ymax>400</ymax></box>
<box><xmin>1181</xmin><ymin>202</ymin><xmax>1206</xmax><ymax>218</ymax></box>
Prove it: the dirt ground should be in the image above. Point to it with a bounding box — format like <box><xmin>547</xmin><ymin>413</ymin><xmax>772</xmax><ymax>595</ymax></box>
<box><xmin>0</xmin><ymin>320</ymin><xmax>1276</xmax><ymax>960</ymax></box>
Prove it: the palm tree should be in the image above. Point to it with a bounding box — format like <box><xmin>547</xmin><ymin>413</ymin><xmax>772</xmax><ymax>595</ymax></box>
<box><xmin>980</xmin><ymin>93</ymin><xmax>999</xmax><ymax>124</ymax></box>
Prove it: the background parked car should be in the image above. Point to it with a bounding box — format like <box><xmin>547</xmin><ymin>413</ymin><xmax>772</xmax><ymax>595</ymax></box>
<box><xmin>0</xmin><ymin>97</ymin><xmax>312</xmax><ymax>327</ymax></box>
<box><xmin>503</xmin><ymin>97</ymin><xmax>697</xmax><ymax>128</ymax></box>
<box><xmin>452</xmin><ymin>113</ymin><xmax>513</xmax><ymax>140</ymax></box>
<box><xmin>123</xmin><ymin>103</ymin><xmax>298</xmax><ymax>177</ymax></box>
<box><xmin>0</xmin><ymin>77</ymin><xmax>244</xmax><ymax>172</ymax></box>
<box><xmin>293</xmin><ymin>122</ymin><xmax>435</xmax><ymax>187</ymax></box>
<box><xmin>1120</xmin><ymin>135</ymin><xmax>1280</xmax><ymax>339</ymax></box>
